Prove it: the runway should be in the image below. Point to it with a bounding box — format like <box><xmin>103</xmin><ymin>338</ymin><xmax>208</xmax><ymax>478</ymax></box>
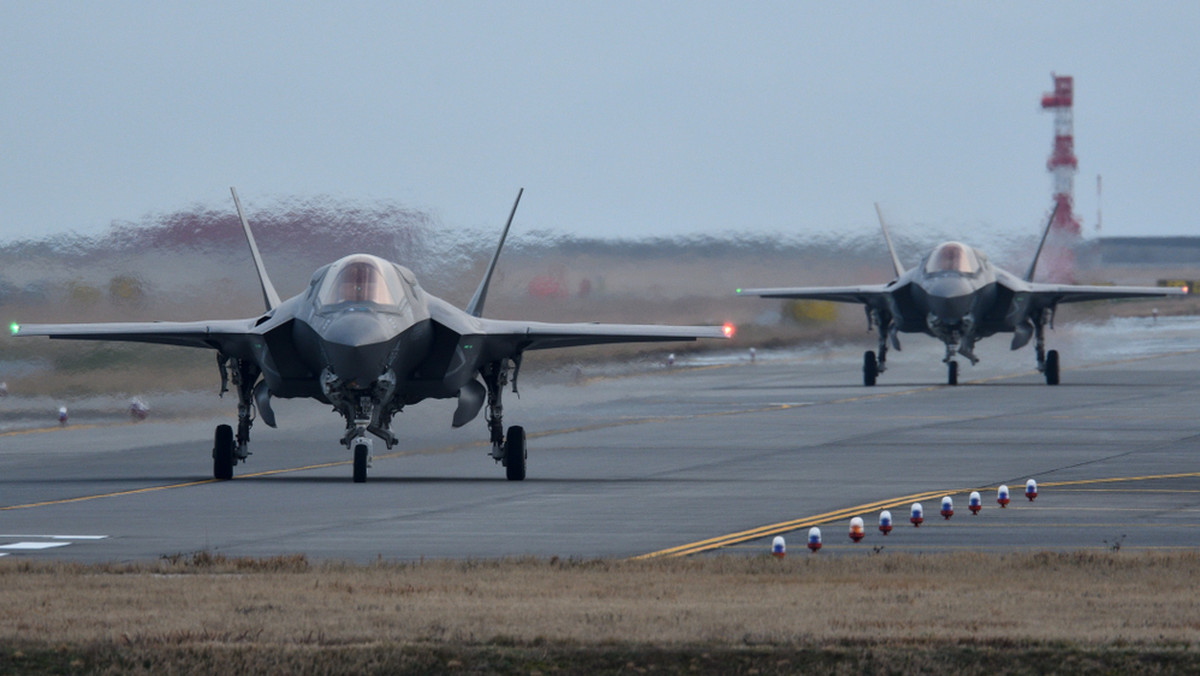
<box><xmin>2</xmin><ymin>315</ymin><xmax>1199</xmax><ymax>563</ymax></box>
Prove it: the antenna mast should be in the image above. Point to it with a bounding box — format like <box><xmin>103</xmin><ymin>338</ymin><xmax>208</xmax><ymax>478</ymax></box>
<box><xmin>1039</xmin><ymin>73</ymin><xmax>1083</xmax><ymax>281</ymax></box>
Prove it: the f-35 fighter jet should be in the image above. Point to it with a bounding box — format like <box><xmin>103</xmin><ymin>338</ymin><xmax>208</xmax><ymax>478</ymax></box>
<box><xmin>739</xmin><ymin>204</ymin><xmax>1183</xmax><ymax>386</ymax></box>
<box><xmin>14</xmin><ymin>189</ymin><xmax>731</xmax><ymax>482</ymax></box>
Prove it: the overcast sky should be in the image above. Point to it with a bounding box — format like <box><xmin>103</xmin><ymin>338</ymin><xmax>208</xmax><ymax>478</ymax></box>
<box><xmin>2</xmin><ymin>2</ymin><xmax>1197</xmax><ymax>244</ymax></box>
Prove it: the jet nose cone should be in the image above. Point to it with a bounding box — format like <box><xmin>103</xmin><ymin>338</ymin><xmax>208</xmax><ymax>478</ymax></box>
<box><xmin>322</xmin><ymin>311</ymin><xmax>396</xmax><ymax>348</ymax></box>
<box><xmin>923</xmin><ymin>276</ymin><xmax>975</xmax><ymax>324</ymax></box>
<box><xmin>320</xmin><ymin>312</ymin><xmax>402</xmax><ymax>386</ymax></box>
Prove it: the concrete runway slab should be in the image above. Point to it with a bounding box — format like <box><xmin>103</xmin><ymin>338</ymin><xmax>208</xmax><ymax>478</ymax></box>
<box><xmin>2</xmin><ymin>315</ymin><xmax>1198</xmax><ymax>562</ymax></box>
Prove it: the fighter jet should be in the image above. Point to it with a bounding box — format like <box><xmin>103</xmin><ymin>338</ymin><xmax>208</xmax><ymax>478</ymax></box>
<box><xmin>738</xmin><ymin>204</ymin><xmax>1184</xmax><ymax>386</ymax></box>
<box><xmin>13</xmin><ymin>189</ymin><xmax>732</xmax><ymax>482</ymax></box>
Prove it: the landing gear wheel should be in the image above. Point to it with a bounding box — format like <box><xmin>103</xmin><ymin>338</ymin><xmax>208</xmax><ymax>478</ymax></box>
<box><xmin>948</xmin><ymin>360</ymin><xmax>958</xmax><ymax>386</ymax></box>
<box><xmin>863</xmin><ymin>351</ymin><xmax>878</xmax><ymax>387</ymax></box>
<box><xmin>504</xmin><ymin>425</ymin><xmax>526</xmax><ymax>481</ymax></box>
<box><xmin>353</xmin><ymin>443</ymin><xmax>369</xmax><ymax>483</ymax></box>
<box><xmin>1045</xmin><ymin>349</ymin><xmax>1060</xmax><ymax>386</ymax></box>
<box><xmin>212</xmin><ymin>424</ymin><xmax>234</xmax><ymax>480</ymax></box>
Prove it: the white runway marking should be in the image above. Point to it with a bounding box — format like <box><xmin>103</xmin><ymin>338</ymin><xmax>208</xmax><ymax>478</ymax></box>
<box><xmin>0</xmin><ymin>534</ymin><xmax>108</xmax><ymax>540</ymax></box>
<box><xmin>0</xmin><ymin>534</ymin><xmax>108</xmax><ymax>555</ymax></box>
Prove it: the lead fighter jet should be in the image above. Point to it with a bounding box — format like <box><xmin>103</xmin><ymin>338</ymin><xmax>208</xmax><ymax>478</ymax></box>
<box><xmin>14</xmin><ymin>189</ymin><xmax>731</xmax><ymax>482</ymax></box>
<box><xmin>739</xmin><ymin>204</ymin><xmax>1183</xmax><ymax>386</ymax></box>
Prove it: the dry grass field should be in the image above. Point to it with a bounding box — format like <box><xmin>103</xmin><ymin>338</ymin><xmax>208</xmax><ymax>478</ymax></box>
<box><xmin>2</xmin><ymin>552</ymin><xmax>1198</xmax><ymax>674</ymax></box>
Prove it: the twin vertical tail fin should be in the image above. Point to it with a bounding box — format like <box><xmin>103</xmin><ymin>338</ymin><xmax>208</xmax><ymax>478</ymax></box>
<box><xmin>874</xmin><ymin>203</ymin><xmax>906</xmax><ymax>278</ymax></box>
<box><xmin>466</xmin><ymin>188</ymin><xmax>524</xmax><ymax>318</ymax></box>
<box><xmin>1023</xmin><ymin>201</ymin><xmax>1062</xmax><ymax>282</ymax></box>
<box><xmin>230</xmin><ymin>187</ymin><xmax>282</xmax><ymax>312</ymax></box>
<box><xmin>231</xmin><ymin>186</ymin><xmax>522</xmax><ymax>317</ymax></box>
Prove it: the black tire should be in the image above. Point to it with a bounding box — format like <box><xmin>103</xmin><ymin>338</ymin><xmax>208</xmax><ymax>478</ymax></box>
<box><xmin>353</xmin><ymin>443</ymin><xmax>369</xmax><ymax>483</ymax></box>
<box><xmin>1045</xmin><ymin>349</ymin><xmax>1060</xmax><ymax>386</ymax></box>
<box><xmin>863</xmin><ymin>351</ymin><xmax>878</xmax><ymax>387</ymax></box>
<box><xmin>948</xmin><ymin>360</ymin><xmax>958</xmax><ymax>386</ymax></box>
<box><xmin>212</xmin><ymin>424</ymin><xmax>234</xmax><ymax>481</ymax></box>
<box><xmin>504</xmin><ymin>425</ymin><xmax>526</xmax><ymax>481</ymax></box>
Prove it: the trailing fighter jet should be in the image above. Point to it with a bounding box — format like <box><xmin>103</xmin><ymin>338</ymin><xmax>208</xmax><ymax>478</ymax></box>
<box><xmin>738</xmin><ymin>204</ymin><xmax>1183</xmax><ymax>386</ymax></box>
<box><xmin>13</xmin><ymin>189</ymin><xmax>732</xmax><ymax>482</ymax></box>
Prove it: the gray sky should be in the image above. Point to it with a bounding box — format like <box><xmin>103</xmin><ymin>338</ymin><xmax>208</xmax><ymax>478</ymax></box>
<box><xmin>2</xmin><ymin>2</ymin><xmax>1197</xmax><ymax>244</ymax></box>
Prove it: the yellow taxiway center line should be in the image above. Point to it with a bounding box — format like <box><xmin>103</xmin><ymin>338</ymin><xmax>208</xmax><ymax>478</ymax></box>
<box><xmin>0</xmin><ymin>422</ymin><xmax>119</xmax><ymax>438</ymax></box>
<box><xmin>0</xmin><ymin>479</ymin><xmax>219</xmax><ymax>511</ymax></box>
<box><xmin>1039</xmin><ymin>472</ymin><xmax>1200</xmax><ymax>488</ymax></box>
<box><xmin>635</xmin><ymin>472</ymin><xmax>1200</xmax><ymax>559</ymax></box>
<box><xmin>632</xmin><ymin>489</ymin><xmax>951</xmax><ymax>559</ymax></box>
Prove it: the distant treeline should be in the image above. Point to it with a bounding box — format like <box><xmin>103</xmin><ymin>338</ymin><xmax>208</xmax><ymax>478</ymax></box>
<box><xmin>4</xmin><ymin>198</ymin><xmax>1179</xmax><ymax>310</ymax></box>
<box><xmin>0</xmin><ymin>197</ymin><xmax>896</xmax><ymax>264</ymax></box>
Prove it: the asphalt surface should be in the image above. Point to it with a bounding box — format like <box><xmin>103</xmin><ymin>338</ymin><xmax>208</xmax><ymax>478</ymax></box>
<box><xmin>2</xmin><ymin>314</ymin><xmax>1198</xmax><ymax>563</ymax></box>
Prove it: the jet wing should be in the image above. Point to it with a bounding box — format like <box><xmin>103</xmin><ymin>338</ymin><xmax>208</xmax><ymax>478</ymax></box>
<box><xmin>11</xmin><ymin>318</ymin><xmax>260</xmax><ymax>352</ymax></box>
<box><xmin>426</xmin><ymin>296</ymin><xmax>730</xmax><ymax>352</ymax></box>
<box><xmin>1024</xmin><ymin>283</ymin><xmax>1186</xmax><ymax>306</ymax></box>
<box><xmin>737</xmin><ymin>284</ymin><xmax>893</xmax><ymax>305</ymax></box>
<box><xmin>471</xmin><ymin>317</ymin><xmax>731</xmax><ymax>351</ymax></box>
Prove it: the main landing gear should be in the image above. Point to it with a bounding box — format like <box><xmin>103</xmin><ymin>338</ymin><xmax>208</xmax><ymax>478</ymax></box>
<box><xmin>1040</xmin><ymin>349</ymin><xmax>1060</xmax><ymax>386</ymax></box>
<box><xmin>483</xmin><ymin>359</ymin><xmax>527</xmax><ymax>481</ymax></box>
<box><xmin>1033</xmin><ymin>311</ymin><xmax>1060</xmax><ymax>385</ymax></box>
<box><xmin>213</xmin><ymin>424</ymin><xmax>235</xmax><ymax>481</ymax></box>
<box><xmin>863</xmin><ymin>351</ymin><xmax>878</xmax><ymax>386</ymax></box>
<box><xmin>503</xmin><ymin>425</ymin><xmax>527</xmax><ymax>481</ymax></box>
<box><xmin>862</xmin><ymin>310</ymin><xmax>896</xmax><ymax>387</ymax></box>
<box><xmin>212</xmin><ymin>356</ymin><xmax>257</xmax><ymax>480</ymax></box>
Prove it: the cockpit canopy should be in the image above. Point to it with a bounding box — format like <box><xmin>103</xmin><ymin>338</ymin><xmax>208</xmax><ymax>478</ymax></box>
<box><xmin>924</xmin><ymin>242</ymin><xmax>982</xmax><ymax>275</ymax></box>
<box><xmin>317</xmin><ymin>255</ymin><xmax>408</xmax><ymax>307</ymax></box>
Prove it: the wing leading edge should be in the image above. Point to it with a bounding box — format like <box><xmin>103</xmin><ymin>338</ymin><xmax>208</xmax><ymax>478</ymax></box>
<box><xmin>471</xmin><ymin>317</ymin><xmax>731</xmax><ymax>351</ymax></box>
<box><xmin>1024</xmin><ymin>282</ymin><xmax>1187</xmax><ymax>306</ymax></box>
<box><xmin>737</xmin><ymin>284</ymin><xmax>894</xmax><ymax>305</ymax></box>
<box><xmin>11</xmin><ymin>319</ymin><xmax>259</xmax><ymax>351</ymax></box>
<box><xmin>428</xmin><ymin>296</ymin><xmax>730</xmax><ymax>352</ymax></box>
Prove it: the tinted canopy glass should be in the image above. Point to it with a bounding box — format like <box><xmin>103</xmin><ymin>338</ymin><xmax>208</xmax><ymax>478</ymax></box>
<box><xmin>317</xmin><ymin>255</ymin><xmax>403</xmax><ymax>306</ymax></box>
<box><xmin>924</xmin><ymin>242</ymin><xmax>981</xmax><ymax>274</ymax></box>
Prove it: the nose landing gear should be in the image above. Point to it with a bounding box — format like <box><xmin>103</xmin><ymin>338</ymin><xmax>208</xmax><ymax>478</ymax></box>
<box><xmin>352</xmin><ymin>437</ymin><xmax>372</xmax><ymax>484</ymax></box>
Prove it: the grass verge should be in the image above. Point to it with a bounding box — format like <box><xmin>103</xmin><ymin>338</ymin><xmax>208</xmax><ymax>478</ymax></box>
<box><xmin>2</xmin><ymin>552</ymin><xmax>1198</xmax><ymax>674</ymax></box>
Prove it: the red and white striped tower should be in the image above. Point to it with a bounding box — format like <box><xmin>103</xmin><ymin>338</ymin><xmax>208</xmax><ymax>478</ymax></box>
<box><xmin>1039</xmin><ymin>74</ymin><xmax>1082</xmax><ymax>281</ymax></box>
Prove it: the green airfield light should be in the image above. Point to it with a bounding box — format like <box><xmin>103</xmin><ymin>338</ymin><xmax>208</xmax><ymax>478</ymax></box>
<box><xmin>9</xmin><ymin>322</ymin><xmax>18</xmax><ymax>336</ymax></box>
